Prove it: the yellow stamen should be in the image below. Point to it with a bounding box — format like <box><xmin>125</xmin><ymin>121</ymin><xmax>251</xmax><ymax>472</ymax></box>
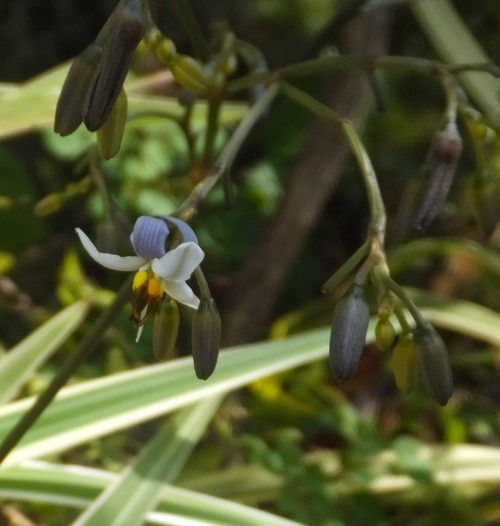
<box><xmin>133</xmin><ymin>270</ymin><xmax>148</xmax><ymax>291</ymax></box>
<box><xmin>147</xmin><ymin>277</ymin><xmax>164</xmax><ymax>298</ymax></box>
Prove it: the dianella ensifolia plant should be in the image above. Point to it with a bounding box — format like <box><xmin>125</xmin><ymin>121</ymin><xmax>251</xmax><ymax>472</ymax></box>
<box><xmin>0</xmin><ymin>0</ymin><xmax>499</xmax><ymax>465</ymax></box>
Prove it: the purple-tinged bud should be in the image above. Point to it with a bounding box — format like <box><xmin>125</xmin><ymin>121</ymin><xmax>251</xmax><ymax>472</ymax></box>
<box><xmin>54</xmin><ymin>43</ymin><xmax>102</xmax><ymax>136</ymax></box>
<box><xmin>415</xmin><ymin>123</ymin><xmax>463</xmax><ymax>230</ymax></box>
<box><xmin>413</xmin><ymin>323</ymin><xmax>453</xmax><ymax>405</ymax></box>
<box><xmin>191</xmin><ymin>297</ymin><xmax>221</xmax><ymax>380</ymax></box>
<box><xmin>329</xmin><ymin>285</ymin><xmax>370</xmax><ymax>380</ymax></box>
<box><xmin>153</xmin><ymin>300</ymin><xmax>180</xmax><ymax>360</ymax></box>
<box><xmin>83</xmin><ymin>0</ymin><xmax>147</xmax><ymax>131</ymax></box>
<box><xmin>130</xmin><ymin>216</ymin><xmax>170</xmax><ymax>259</ymax></box>
<box><xmin>392</xmin><ymin>333</ymin><xmax>417</xmax><ymax>393</ymax></box>
<box><xmin>97</xmin><ymin>89</ymin><xmax>128</xmax><ymax>160</ymax></box>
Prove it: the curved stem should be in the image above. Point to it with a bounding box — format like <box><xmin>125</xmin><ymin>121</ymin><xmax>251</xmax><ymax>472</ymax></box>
<box><xmin>0</xmin><ymin>277</ymin><xmax>132</xmax><ymax>465</ymax></box>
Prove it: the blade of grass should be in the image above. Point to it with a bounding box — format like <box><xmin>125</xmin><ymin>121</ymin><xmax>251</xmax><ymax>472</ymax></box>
<box><xmin>411</xmin><ymin>0</ymin><xmax>500</xmax><ymax>128</ymax></box>
<box><xmin>0</xmin><ymin>302</ymin><xmax>89</xmax><ymax>404</ymax></box>
<box><xmin>0</xmin><ymin>460</ymin><xmax>299</xmax><ymax>526</ymax></box>
<box><xmin>75</xmin><ymin>396</ymin><xmax>223</xmax><ymax>526</ymax></box>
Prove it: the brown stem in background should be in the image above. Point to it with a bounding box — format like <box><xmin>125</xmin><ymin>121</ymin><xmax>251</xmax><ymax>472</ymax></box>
<box><xmin>222</xmin><ymin>10</ymin><xmax>392</xmax><ymax>345</ymax></box>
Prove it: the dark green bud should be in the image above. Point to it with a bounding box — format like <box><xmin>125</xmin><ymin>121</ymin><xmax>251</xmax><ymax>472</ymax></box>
<box><xmin>153</xmin><ymin>300</ymin><xmax>180</xmax><ymax>361</ymax></box>
<box><xmin>375</xmin><ymin>318</ymin><xmax>396</xmax><ymax>351</ymax></box>
<box><xmin>415</xmin><ymin>123</ymin><xmax>463</xmax><ymax>230</ymax></box>
<box><xmin>392</xmin><ymin>333</ymin><xmax>417</xmax><ymax>393</ymax></box>
<box><xmin>96</xmin><ymin>89</ymin><xmax>128</xmax><ymax>160</ymax></box>
<box><xmin>191</xmin><ymin>297</ymin><xmax>221</xmax><ymax>380</ymax></box>
<box><xmin>329</xmin><ymin>285</ymin><xmax>370</xmax><ymax>380</ymax></box>
<box><xmin>413</xmin><ymin>323</ymin><xmax>453</xmax><ymax>405</ymax></box>
<box><xmin>83</xmin><ymin>0</ymin><xmax>147</xmax><ymax>131</ymax></box>
<box><xmin>54</xmin><ymin>43</ymin><xmax>102</xmax><ymax>136</ymax></box>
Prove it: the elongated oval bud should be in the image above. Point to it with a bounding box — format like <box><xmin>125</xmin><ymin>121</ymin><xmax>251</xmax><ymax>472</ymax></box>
<box><xmin>413</xmin><ymin>323</ymin><xmax>453</xmax><ymax>405</ymax></box>
<box><xmin>329</xmin><ymin>285</ymin><xmax>370</xmax><ymax>380</ymax></box>
<box><xmin>415</xmin><ymin>123</ymin><xmax>463</xmax><ymax>230</ymax></box>
<box><xmin>54</xmin><ymin>43</ymin><xmax>102</xmax><ymax>136</ymax></box>
<box><xmin>392</xmin><ymin>333</ymin><xmax>417</xmax><ymax>393</ymax></box>
<box><xmin>153</xmin><ymin>300</ymin><xmax>180</xmax><ymax>360</ymax></box>
<box><xmin>83</xmin><ymin>0</ymin><xmax>147</xmax><ymax>131</ymax></box>
<box><xmin>375</xmin><ymin>318</ymin><xmax>396</xmax><ymax>351</ymax></box>
<box><xmin>34</xmin><ymin>193</ymin><xmax>65</xmax><ymax>216</ymax></box>
<box><xmin>97</xmin><ymin>89</ymin><xmax>128</xmax><ymax>159</ymax></box>
<box><xmin>191</xmin><ymin>297</ymin><xmax>221</xmax><ymax>380</ymax></box>
<box><xmin>168</xmin><ymin>55</ymin><xmax>209</xmax><ymax>93</ymax></box>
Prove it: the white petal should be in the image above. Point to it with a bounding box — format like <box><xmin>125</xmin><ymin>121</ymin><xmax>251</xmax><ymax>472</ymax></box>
<box><xmin>76</xmin><ymin>228</ymin><xmax>146</xmax><ymax>272</ymax></box>
<box><xmin>164</xmin><ymin>280</ymin><xmax>200</xmax><ymax>310</ymax></box>
<box><xmin>151</xmin><ymin>242</ymin><xmax>204</xmax><ymax>281</ymax></box>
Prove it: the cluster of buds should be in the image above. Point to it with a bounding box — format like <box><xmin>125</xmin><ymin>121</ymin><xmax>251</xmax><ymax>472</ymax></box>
<box><xmin>325</xmin><ymin>261</ymin><xmax>453</xmax><ymax>405</ymax></box>
<box><xmin>54</xmin><ymin>0</ymin><xmax>150</xmax><ymax>159</ymax></box>
<box><xmin>77</xmin><ymin>215</ymin><xmax>221</xmax><ymax>380</ymax></box>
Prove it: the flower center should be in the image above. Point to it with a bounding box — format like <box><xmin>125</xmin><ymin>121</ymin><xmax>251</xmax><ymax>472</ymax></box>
<box><xmin>132</xmin><ymin>270</ymin><xmax>165</xmax><ymax>327</ymax></box>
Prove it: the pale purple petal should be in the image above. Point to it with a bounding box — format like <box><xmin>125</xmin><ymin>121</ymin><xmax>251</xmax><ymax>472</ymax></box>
<box><xmin>130</xmin><ymin>216</ymin><xmax>170</xmax><ymax>260</ymax></box>
<box><xmin>151</xmin><ymin>242</ymin><xmax>204</xmax><ymax>281</ymax></box>
<box><xmin>164</xmin><ymin>280</ymin><xmax>200</xmax><ymax>309</ymax></box>
<box><xmin>76</xmin><ymin>228</ymin><xmax>145</xmax><ymax>271</ymax></box>
<box><xmin>158</xmin><ymin>216</ymin><xmax>198</xmax><ymax>244</ymax></box>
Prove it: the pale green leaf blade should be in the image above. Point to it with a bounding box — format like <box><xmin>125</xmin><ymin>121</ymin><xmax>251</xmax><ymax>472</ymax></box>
<box><xmin>0</xmin><ymin>64</ymin><xmax>248</xmax><ymax>139</ymax></box>
<box><xmin>75</xmin><ymin>396</ymin><xmax>223</xmax><ymax>526</ymax></box>
<box><xmin>0</xmin><ymin>327</ymin><xmax>333</xmax><ymax>464</ymax></box>
<box><xmin>0</xmin><ymin>461</ymin><xmax>301</xmax><ymax>526</ymax></box>
<box><xmin>0</xmin><ymin>301</ymin><xmax>89</xmax><ymax>404</ymax></box>
<box><xmin>411</xmin><ymin>0</ymin><xmax>500</xmax><ymax>128</ymax></box>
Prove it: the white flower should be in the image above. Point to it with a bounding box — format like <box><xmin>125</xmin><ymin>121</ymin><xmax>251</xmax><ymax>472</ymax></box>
<box><xmin>76</xmin><ymin>216</ymin><xmax>204</xmax><ymax>340</ymax></box>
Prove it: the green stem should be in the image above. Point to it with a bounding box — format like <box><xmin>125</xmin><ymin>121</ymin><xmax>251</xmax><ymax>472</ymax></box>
<box><xmin>280</xmin><ymin>82</ymin><xmax>386</xmax><ymax>235</ymax></box>
<box><xmin>193</xmin><ymin>267</ymin><xmax>212</xmax><ymax>299</ymax></box>
<box><xmin>174</xmin><ymin>84</ymin><xmax>279</xmax><ymax>220</ymax></box>
<box><xmin>227</xmin><ymin>54</ymin><xmax>499</xmax><ymax>93</ymax></box>
<box><xmin>170</xmin><ymin>0</ymin><xmax>208</xmax><ymax>61</ymax></box>
<box><xmin>202</xmin><ymin>99</ymin><xmax>221</xmax><ymax>166</ymax></box>
<box><xmin>0</xmin><ymin>277</ymin><xmax>132</xmax><ymax>465</ymax></box>
<box><xmin>322</xmin><ymin>242</ymin><xmax>370</xmax><ymax>294</ymax></box>
<box><xmin>383</xmin><ymin>276</ymin><xmax>427</xmax><ymax>328</ymax></box>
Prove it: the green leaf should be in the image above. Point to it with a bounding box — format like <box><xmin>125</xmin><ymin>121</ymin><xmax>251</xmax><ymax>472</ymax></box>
<box><xmin>75</xmin><ymin>396</ymin><xmax>223</xmax><ymax>526</ymax></box>
<box><xmin>411</xmin><ymin>0</ymin><xmax>500</xmax><ymax>128</ymax></box>
<box><xmin>0</xmin><ymin>327</ymin><xmax>333</xmax><ymax>464</ymax></box>
<box><xmin>407</xmin><ymin>288</ymin><xmax>500</xmax><ymax>348</ymax></box>
<box><xmin>0</xmin><ymin>64</ymin><xmax>248</xmax><ymax>139</ymax></box>
<box><xmin>388</xmin><ymin>238</ymin><xmax>500</xmax><ymax>279</ymax></box>
<box><xmin>0</xmin><ymin>461</ymin><xmax>300</xmax><ymax>526</ymax></box>
<box><xmin>0</xmin><ymin>302</ymin><xmax>89</xmax><ymax>405</ymax></box>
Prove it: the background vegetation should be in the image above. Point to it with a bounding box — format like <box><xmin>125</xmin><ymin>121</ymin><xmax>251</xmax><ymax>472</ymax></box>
<box><xmin>0</xmin><ymin>0</ymin><xmax>498</xmax><ymax>524</ymax></box>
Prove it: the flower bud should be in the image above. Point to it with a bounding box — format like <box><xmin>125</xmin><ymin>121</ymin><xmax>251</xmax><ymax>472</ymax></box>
<box><xmin>97</xmin><ymin>89</ymin><xmax>128</xmax><ymax>160</ymax></box>
<box><xmin>34</xmin><ymin>193</ymin><xmax>65</xmax><ymax>216</ymax></box>
<box><xmin>375</xmin><ymin>318</ymin><xmax>396</xmax><ymax>351</ymax></box>
<box><xmin>168</xmin><ymin>55</ymin><xmax>209</xmax><ymax>93</ymax></box>
<box><xmin>83</xmin><ymin>0</ymin><xmax>147</xmax><ymax>131</ymax></box>
<box><xmin>392</xmin><ymin>333</ymin><xmax>417</xmax><ymax>393</ymax></box>
<box><xmin>191</xmin><ymin>297</ymin><xmax>221</xmax><ymax>380</ymax></box>
<box><xmin>329</xmin><ymin>285</ymin><xmax>370</xmax><ymax>380</ymax></box>
<box><xmin>413</xmin><ymin>323</ymin><xmax>453</xmax><ymax>405</ymax></box>
<box><xmin>153</xmin><ymin>300</ymin><xmax>180</xmax><ymax>360</ymax></box>
<box><xmin>415</xmin><ymin>123</ymin><xmax>463</xmax><ymax>230</ymax></box>
<box><xmin>54</xmin><ymin>43</ymin><xmax>102</xmax><ymax>136</ymax></box>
